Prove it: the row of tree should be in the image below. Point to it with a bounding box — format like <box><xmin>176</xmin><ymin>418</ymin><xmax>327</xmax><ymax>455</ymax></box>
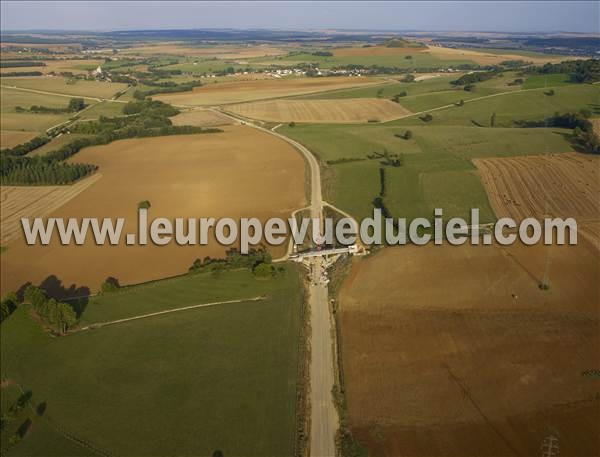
<box><xmin>23</xmin><ymin>286</ymin><xmax>77</xmax><ymax>334</ymax></box>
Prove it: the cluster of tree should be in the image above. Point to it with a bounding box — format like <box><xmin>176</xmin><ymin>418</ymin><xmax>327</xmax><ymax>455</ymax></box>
<box><xmin>516</xmin><ymin>110</ymin><xmax>599</xmax><ymax>155</ymax></box>
<box><xmin>1</xmin><ymin>100</ymin><xmax>220</xmax><ymax>185</ymax></box>
<box><xmin>1</xmin><ymin>71</ymin><xmax>43</xmax><ymax>77</ymax></box>
<box><xmin>311</xmin><ymin>51</ymin><xmax>333</xmax><ymax>57</ymax></box>
<box><xmin>530</xmin><ymin>59</ymin><xmax>600</xmax><ymax>83</ymax></box>
<box><xmin>0</xmin><ymin>158</ymin><xmax>97</xmax><ymax>185</ymax></box>
<box><xmin>100</xmin><ymin>277</ymin><xmax>121</xmax><ymax>294</ymax></box>
<box><xmin>189</xmin><ymin>247</ymin><xmax>274</xmax><ymax>276</ymax></box>
<box><xmin>326</xmin><ymin>157</ymin><xmax>366</xmax><ymax>165</ymax></box>
<box><xmin>391</xmin><ymin>91</ymin><xmax>407</xmax><ymax>102</ymax></box>
<box><xmin>1</xmin><ymin>135</ymin><xmax>49</xmax><ymax>156</ymax></box>
<box><xmin>0</xmin><ymin>391</ymin><xmax>34</xmax><ymax>449</ymax></box>
<box><xmin>402</xmin><ymin>74</ymin><xmax>415</xmax><ymax>83</ymax></box>
<box><xmin>0</xmin><ymin>60</ymin><xmax>46</xmax><ymax>68</ymax></box>
<box><xmin>395</xmin><ymin>130</ymin><xmax>412</xmax><ymax>140</ymax></box>
<box><xmin>451</xmin><ymin>70</ymin><xmax>497</xmax><ymax>86</ymax></box>
<box><xmin>367</xmin><ymin>149</ymin><xmax>403</xmax><ymax>167</ymax></box>
<box><xmin>16</xmin><ymin>98</ymin><xmax>86</xmax><ymax>115</ymax></box>
<box><xmin>379</xmin><ymin>167</ymin><xmax>386</xmax><ymax>197</ymax></box>
<box><xmin>420</xmin><ymin>113</ymin><xmax>433</xmax><ymax>122</ymax></box>
<box><xmin>132</xmin><ymin>80</ymin><xmax>202</xmax><ymax>98</ymax></box>
<box><xmin>0</xmin><ymin>292</ymin><xmax>19</xmax><ymax>323</ymax></box>
<box><xmin>499</xmin><ymin>60</ymin><xmax>530</xmax><ymax>69</ymax></box>
<box><xmin>24</xmin><ymin>285</ymin><xmax>78</xmax><ymax>334</ymax></box>
<box><xmin>507</xmin><ymin>78</ymin><xmax>524</xmax><ymax>86</ymax></box>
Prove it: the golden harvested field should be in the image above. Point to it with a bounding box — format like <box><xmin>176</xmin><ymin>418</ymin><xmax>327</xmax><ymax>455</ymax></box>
<box><xmin>339</xmin><ymin>242</ymin><xmax>599</xmax><ymax>457</ymax></box>
<box><xmin>0</xmin><ymin>59</ymin><xmax>104</xmax><ymax>75</ymax></box>
<box><xmin>0</xmin><ymin>130</ymin><xmax>38</xmax><ymax>148</ymax></box>
<box><xmin>154</xmin><ymin>76</ymin><xmax>381</xmax><ymax>106</ymax></box>
<box><xmin>1</xmin><ymin>76</ymin><xmax>128</xmax><ymax>99</ymax></box>
<box><xmin>0</xmin><ymin>174</ymin><xmax>102</xmax><ymax>245</ymax></box>
<box><xmin>427</xmin><ymin>45</ymin><xmax>572</xmax><ymax>65</ymax></box>
<box><xmin>170</xmin><ymin>109</ymin><xmax>234</xmax><ymax>127</ymax></box>
<box><xmin>0</xmin><ymin>126</ymin><xmax>306</xmax><ymax>294</ymax></box>
<box><xmin>474</xmin><ymin>152</ymin><xmax>600</xmax><ymax>221</ymax></box>
<box><xmin>228</xmin><ymin>98</ymin><xmax>411</xmax><ymax>123</ymax></box>
<box><xmin>122</xmin><ymin>42</ymin><xmax>286</xmax><ymax>59</ymax></box>
<box><xmin>333</xmin><ymin>44</ymin><xmax>427</xmax><ymax>57</ymax></box>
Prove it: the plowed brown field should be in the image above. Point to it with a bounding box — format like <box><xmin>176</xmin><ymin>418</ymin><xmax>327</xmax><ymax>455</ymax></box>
<box><xmin>228</xmin><ymin>98</ymin><xmax>411</xmax><ymax>123</ymax></box>
<box><xmin>339</xmin><ymin>241</ymin><xmax>599</xmax><ymax>457</ymax></box>
<box><xmin>1</xmin><ymin>126</ymin><xmax>306</xmax><ymax>295</ymax></box>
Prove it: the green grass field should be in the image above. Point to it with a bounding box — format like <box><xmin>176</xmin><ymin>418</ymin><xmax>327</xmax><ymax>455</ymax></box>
<box><xmin>1</xmin><ymin>267</ymin><xmax>302</xmax><ymax>457</ymax></box>
<box><xmin>522</xmin><ymin>73</ymin><xmax>574</xmax><ymax>89</ymax></box>
<box><xmin>395</xmin><ymin>83</ymin><xmax>599</xmax><ymax>126</ymax></box>
<box><xmin>265</xmin><ymin>50</ymin><xmax>476</xmax><ymax>70</ymax></box>
<box><xmin>280</xmin><ymin>121</ymin><xmax>573</xmax><ymax>225</ymax></box>
<box><xmin>0</xmin><ymin>87</ymin><xmax>73</xmax><ymax>132</ymax></box>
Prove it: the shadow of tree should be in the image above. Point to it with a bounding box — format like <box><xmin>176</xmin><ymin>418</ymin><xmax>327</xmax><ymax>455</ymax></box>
<box><xmin>39</xmin><ymin>275</ymin><xmax>90</xmax><ymax>317</ymax></box>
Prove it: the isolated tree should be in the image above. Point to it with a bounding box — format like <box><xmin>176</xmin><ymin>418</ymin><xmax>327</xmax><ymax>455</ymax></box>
<box><xmin>100</xmin><ymin>277</ymin><xmax>120</xmax><ymax>293</ymax></box>
<box><xmin>402</xmin><ymin>74</ymin><xmax>415</xmax><ymax>83</ymax></box>
<box><xmin>490</xmin><ymin>112</ymin><xmax>496</xmax><ymax>127</ymax></box>
<box><xmin>404</xmin><ymin>130</ymin><xmax>413</xmax><ymax>140</ymax></box>
<box><xmin>68</xmin><ymin>98</ymin><xmax>85</xmax><ymax>112</ymax></box>
<box><xmin>253</xmin><ymin>262</ymin><xmax>273</xmax><ymax>278</ymax></box>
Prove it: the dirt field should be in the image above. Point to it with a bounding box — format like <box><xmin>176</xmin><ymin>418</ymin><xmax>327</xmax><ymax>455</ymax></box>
<box><xmin>0</xmin><ymin>174</ymin><xmax>102</xmax><ymax>244</ymax></box>
<box><xmin>154</xmin><ymin>76</ymin><xmax>381</xmax><ymax>106</ymax></box>
<box><xmin>122</xmin><ymin>43</ymin><xmax>286</xmax><ymax>59</ymax></box>
<box><xmin>339</xmin><ymin>242</ymin><xmax>599</xmax><ymax>457</ymax></box>
<box><xmin>227</xmin><ymin>98</ymin><xmax>411</xmax><ymax>123</ymax></box>
<box><xmin>0</xmin><ymin>59</ymin><xmax>104</xmax><ymax>75</ymax></box>
<box><xmin>333</xmin><ymin>45</ymin><xmax>426</xmax><ymax>57</ymax></box>
<box><xmin>474</xmin><ymin>152</ymin><xmax>600</xmax><ymax>221</ymax></box>
<box><xmin>170</xmin><ymin>109</ymin><xmax>234</xmax><ymax>127</ymax></box>
<box><xmin>427</xmin><ymin>45</ymin><xmax>572</xmax><ymax>65</ymax></box>
<box><xmin>0</xmin><ymin>130</ymin><xmax>38</xmax><ymax>148</ymax></box>
<box><xmin>0</xmin><ymin>126</ymin><xmax>306</xmax><ymax>294</ymax></box>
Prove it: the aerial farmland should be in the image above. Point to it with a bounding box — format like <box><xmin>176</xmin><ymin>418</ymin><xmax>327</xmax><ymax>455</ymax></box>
<box><xmin>1</xmin><ymin>2</ymin><xmax>599</xmax><ymax>457</ymax></box>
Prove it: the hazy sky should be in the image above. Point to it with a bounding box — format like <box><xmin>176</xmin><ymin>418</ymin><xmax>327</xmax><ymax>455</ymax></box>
<box><xmin>1</xmin><ymin>1</ymin><xmax>598</xmax><ymax>33</ymax></box>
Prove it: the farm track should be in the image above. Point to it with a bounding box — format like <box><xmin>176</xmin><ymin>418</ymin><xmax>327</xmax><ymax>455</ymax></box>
<box><xmin>73</xmin><ymin>296</ymin><xmax>266</xmax><ymax>332</ymax></box>
<box><xmin>0</xmin><ymin>84</ymin><xmax>129</xmax><ymax>103</ymax></box>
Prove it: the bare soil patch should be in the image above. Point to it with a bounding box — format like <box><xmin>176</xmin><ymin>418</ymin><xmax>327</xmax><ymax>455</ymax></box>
<box><xmin>1</xmin><ymin>126</ymin><xmax>306</xmax><ymax>294</ymax></box>
<box><xmin>228</xmin><ymin>98</ymin><xmax>411</xmax><ymax>123</ymax></box>
<box><xmin>339</xmin><ymin>242</ymin><xmax>599</xmax><ymax>457</ymax></box>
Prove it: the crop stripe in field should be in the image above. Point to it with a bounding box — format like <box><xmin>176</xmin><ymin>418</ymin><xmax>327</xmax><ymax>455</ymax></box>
<box><xmin>75</xmin><ymin>296</ymin><xmax>267</xmax><ymax>332</ymax></box>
